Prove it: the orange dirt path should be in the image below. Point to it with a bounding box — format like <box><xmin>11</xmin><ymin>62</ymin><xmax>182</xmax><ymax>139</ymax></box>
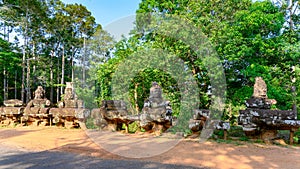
<box><xmin>0</xmin><ymin>127</ymin><xmax>299</xmax><ymax>169</ymax></box>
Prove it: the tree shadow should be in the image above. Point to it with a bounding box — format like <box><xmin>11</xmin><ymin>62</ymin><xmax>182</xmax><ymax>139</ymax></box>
<box><xmin>0</xmin><ymin>128</ymin><xmax>38</xmax><ymax>139</ymax></box>
<box><xmin>0</xmin><ymin>149</ymin><xmax>207</xmax><ymax>169</ymax></box>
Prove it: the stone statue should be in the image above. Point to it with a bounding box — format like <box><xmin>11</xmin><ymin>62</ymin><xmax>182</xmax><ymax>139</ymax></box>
<box><xmin>23</xmin><ymin>86</ymin><xmax>51</xmax><ymax>126</ymax></box>
<box><xmin>58</xmin><ymin>82</ymin><xmax>82</xmax><ymax>108</ymax></box>
<box><xmin>34</xmin><ymin>86</ymin><xmax>46</xmax><ymax>99</ymax></box>
<box><xmin>64</xmin><ymin>82</ymin><xmax>75</xmax><ymax>101</ymax></box>
<box><xmin>29</xmin><ymin>86</ymin><xmax>51</xmax><ymax>107</ymax></box>
<box><xmin>140</xmin><ymin>82</ymin><xmax>172</xmax><ymax>134</ymax></box>
<box><xmin>149</xmin><ymin>82</ymin><xmax>163</xmax><ymax>104</ymax></box>
<box><xmin>252</xmin><ymin>77</ymin><xmax>267</xmax><ymax>99</ymax></box>
<box><xmin>239</xmin><ymin>77</ymin><xmax>300</xmax><ymax>144</ymax></box>
<box><xmin>246</xmin><ymin>77</ymin><xmax>276</xmax><ymax>109</ymax></box>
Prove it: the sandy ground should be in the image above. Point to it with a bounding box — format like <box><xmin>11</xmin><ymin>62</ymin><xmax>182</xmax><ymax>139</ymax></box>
<box><xmin>0</xmin><ymin>127</ymin><xmax>300</xmax><ymax>169</ymax></box>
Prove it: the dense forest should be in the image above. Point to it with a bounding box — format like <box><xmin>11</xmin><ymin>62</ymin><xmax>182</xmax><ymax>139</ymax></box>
<box><xmin>0</xmin><ymin>0</ymin><xmax>299</xmax><ymax>124</ymax></box>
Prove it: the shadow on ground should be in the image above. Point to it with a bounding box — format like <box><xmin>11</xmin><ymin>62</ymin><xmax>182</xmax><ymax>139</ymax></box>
<box><xmin>0</xmin><ymin>149</ymin><xmax>207</xmax><ymax>169</ymax></box>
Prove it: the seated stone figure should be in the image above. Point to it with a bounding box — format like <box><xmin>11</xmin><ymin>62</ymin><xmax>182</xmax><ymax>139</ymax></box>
<box><xmin>23</xmin><ymin>86</ymin><xmax>51</xmax><ymax>126</ymax></box>
<box><xmin>28</xmin><ymin>86</ymin><xmax>51</xmax><ymax>107</ymax></box>
<box><xmin>140</xmin><ymin>82</ymin><xmax>172</xmax><ymax>133</ymax></box>
<box><xmin>58</xmin><ymin>82</ymin><xmax>82</xmax><ymax>108</ymax></box>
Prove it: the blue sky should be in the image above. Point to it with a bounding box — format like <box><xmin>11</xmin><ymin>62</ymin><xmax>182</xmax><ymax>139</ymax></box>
<box><xmin>61</xmin><ymin>0</ymin><xmax>141</xmax><ymax>26</ymax></box>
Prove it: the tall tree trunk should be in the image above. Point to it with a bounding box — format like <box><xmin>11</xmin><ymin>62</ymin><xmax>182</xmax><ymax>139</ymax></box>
<box><xmin>21</xmin><ymin>4</ymin><xmax>29</xmax><ymax>103</ymax></box>
<box><xmin>3</xmin><ymin>68</ymin><xmax>7</xmax><ymax>100</ymax></box>
<box><xmin>57</xmin><ymin>55</ymin><xmax>60</xmax><ymax>103</ymax></box>
<box><xmin>21</xmin><ymin>48</ymin><xmax>25</xmax><ymax>103</ymax></box>
<box><xmin>134</xmin><ymin>83</ymin><xmax>139</xmax><ymax>114</ymax></box>
<box><xmin>71</xmin><ymin>46</ymin><xmax>74</xmax><ymax>83</ymax></box>
<box><xmin>288</xmin><ymin>0</ymin><xmax>294</xmax><ymax>31</ymax></box>
<box><xmin>3</xmin><ymin>22</ymin><xmax>6</xmax><ymax>40</ymax></box>
<box><xmin>82</xmin><ymin>37</ymin><xmax>86</xmax><ymax>87</ymax></box>
<box><xmin>14</xmin><ymin>70</ymin><xmax>17</xmax><ymax>99</ymax></box>
<box><xmin>26</xmin><ymin>58</ymin><xmax>31</xmax><ymax>103</ymax></box>
<box><xmin>61</xmin><ymin>47</ymin><xmax>65</xmax><ymax>95</ymax></box>
<box><xmin>50</xmin><ymin>50</ymin><xmax>54</xmax><ymax>102</ymax></box>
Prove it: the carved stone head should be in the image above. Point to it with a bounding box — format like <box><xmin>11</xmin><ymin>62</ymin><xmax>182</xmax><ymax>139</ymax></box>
<box><xmin>253</xmin><ymin>77</ymin><xmax>267</xmax><ymax>98</ymax></box>
<box><xmin>149</xmin><ymin>82</ymin><xmax>162</xmax><ymax>100</ymax></box>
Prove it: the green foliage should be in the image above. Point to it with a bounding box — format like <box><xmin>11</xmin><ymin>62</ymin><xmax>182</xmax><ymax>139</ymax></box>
<box><xmin>224</xmin><ymin>103</ymin><xmax>246</xmax><ymax>125</ymax></box>
<box><xmin>239</xmin><ymin>136</ymin><xmax>249</xmax><ymax>141</ymax></box>
<box><xmin>228</xmin><ymin>126</ymin><xmax>246</xmax><ymax>137</ymax></box>
<box><xmin>0</xmin><ymin>0</ymin><xmax>99</xmax><ymax>103</ymax></box>
<box><xmin>1</xmin><ymin>0</ymin><xmax>300</xmax><ymax>129</ymax></box>
<box><xmin>122</xmin><ymin>121</ymin><xmax>140</xmax><ymax>133</ymax></box>
<box><xmin>94</xmin><ymin>0</ymin><xmax>300</xmax><ymax>133</ymax></box>
<box><xmin>0</xmin><ymin>37</ymin><xmax>21</xmax><ymax>103</ymax></box>
<box><xmin>85</xmin><ymin>117</ymin><xmax>99</xmax><ymax>129</ymax></box>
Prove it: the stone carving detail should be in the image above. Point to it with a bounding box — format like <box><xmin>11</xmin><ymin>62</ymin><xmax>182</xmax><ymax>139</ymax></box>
<box><xmin>64</xmin><ymin>82</ymin><xmax>77</xmax><ymax>101</ymax></box>
<box><xmin>58</xmin><ymin>82</ymin><xmax>81</xmax><ymax>108</ymax></box>
<box><xmin>0</xmin><ymin>84</ymin><xmax>88</xmax><ymax>128</ymax></box>
<box><xmin>3</xmin><ymin>99</ymin><xmax>23</xmax><ymax>107</ymax></box>
<box><xmin>253</xmin><ymin>77</ymin><xmax>267</xmax><ymax>98</ymax></box>
<box><xmin>1</xmin><ymin>99</ymin><xmax>24</xmax><ymax>126</ymax></box>
<box><xmin>189</xmin><ymin>109</ymin><xmax>210</xmax><ymax>132</ymax></box>
<box><xmin>27</xmin><ymin>86</ymin><xmax>51</xmax><ymax>108</ymax></box>
<box><xmin>239</xmin><ymin>77</ymin><xmax>300</xmax><ymax>144</ymax></box>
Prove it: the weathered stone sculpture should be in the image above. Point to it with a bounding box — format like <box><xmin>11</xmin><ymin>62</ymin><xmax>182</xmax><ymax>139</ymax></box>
<box><xmin>49</xmin><ymin>82</ymin><xmax>90</xmax><ymax>129</ymax></box>
<box><xmin>189</xmin><ymin>109</ymin><xmax>210</xmax><ymax>132</ymax></box>
<box><xmin>239</xmin><ymin>77</ymin><xmax>300</xmax><ymax>144</ymax></box>
<box><xmin>3</xmin><ymin>99</ymin><xmax>24</xmax><ymax>107</ymax></box>
<box><xmin>188</xmin><ymin>109</ymin><xmax>230</xmax><ymax>139</ymax></box>
<box><xmin>91</xmin><ymin>100</ymin><xmax>138</xmax><ymax>132</ymax></box>
<box><xmin>23</xmin><ymin>86</ymin><xmax>51</xmax><ymax>126</ymax></box>
<box><xmin>91</xmin><ymin>82</ymin><xmax>172</xmax><ymax>134</ymax></box>
<box><xmin>245</xmin><ymin>77</ymin><xmax>276</xmax><ymax>109</ymax></box>
<box><xmin>0</xmin><ymin>99</ymin><xmax>24</xmax><ymax>126</ymax></box>
<box><xmin>140</xmin><ymin>82</ymin><xmax>172</xmax><ymax>134</ymax></box>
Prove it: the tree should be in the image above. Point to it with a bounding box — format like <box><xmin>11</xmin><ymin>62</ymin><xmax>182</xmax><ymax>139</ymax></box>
<box><xmin>95</xmin><ymin>0</ymin><xmax>299</xmax><ymax>125</ymax></box>
<box><xmin>0</xmin><ymin>0</ymin><xmax>99</xmax><ymax>104</ymax></box>
<box><xmin>0</xmin><ymin>37</ymin><xmax>21</xmax><ymax>103</ymax></box>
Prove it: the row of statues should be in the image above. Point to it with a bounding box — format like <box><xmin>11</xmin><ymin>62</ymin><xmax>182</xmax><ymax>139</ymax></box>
<box><xmin>1</xmin><ymin>78</ymin><xmax>299</xmax><ymax>144</ymax></box>
<box><xmin>0</xmin><ymin>82</ymin><xmax>89</xmax><ymax>128</ymax></box>
<box><xmin>91</xmin><ymin>82</ymin><xmax>173</xmax><ymax>135</ymax></box>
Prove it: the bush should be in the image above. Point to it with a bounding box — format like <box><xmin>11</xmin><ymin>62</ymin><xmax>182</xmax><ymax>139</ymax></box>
<box><xmin>122</xmin><ymin>121</ymin><xmax>140</xmax><ymax>133</ymax></box>
<box><xmin>85</xmin><ymin>117</ymin><xmax>99</xmax><ymax>129</ymax></box>
<box><xmin>228</xmin><ymin>126</ymin><xmax>246</xmax><ymax>137</ymax></box>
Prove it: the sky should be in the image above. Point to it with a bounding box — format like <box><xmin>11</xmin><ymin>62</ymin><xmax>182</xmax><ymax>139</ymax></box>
<box><xmin>61</xmin><ymin>0</ymin><xmax>141</xmax><ymax>40</ymax></box>
<box><xmin>62</xmin><ymin>0</ymin><xmax>141</xmax><ymax>26</ymax></box>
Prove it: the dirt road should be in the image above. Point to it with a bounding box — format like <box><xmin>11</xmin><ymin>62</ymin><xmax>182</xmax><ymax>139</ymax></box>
<box><xmin>0</xmin><ymin>127</ymin><xmax>299</xmax><ymax>169</ymax></box>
